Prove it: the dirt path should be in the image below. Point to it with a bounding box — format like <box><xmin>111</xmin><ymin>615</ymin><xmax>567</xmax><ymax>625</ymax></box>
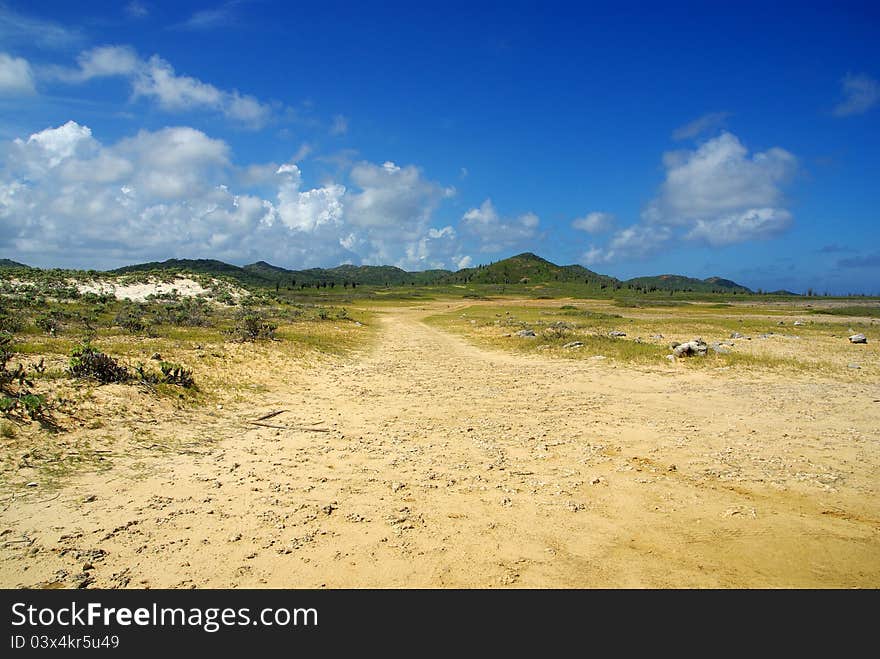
<box><xmin>2</xmin><ymin>303</ymin><xmax>879</xmax><ymax>587</ymax></box>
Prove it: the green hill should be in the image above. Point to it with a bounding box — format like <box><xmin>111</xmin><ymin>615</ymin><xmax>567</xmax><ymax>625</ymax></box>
<box><xmin>96</xmin><ymin>253</ymin><xmax>759</xmax><ymax>294</ymax></box>
<box><xmin>624</xmin><ymin>274</ymin><xmax>751</xmax><ymax>293</ymax></box>
<box><xmin>243</xmin><ymin>261</ymin><xmax>453</xmax><ymax>286</ymax></box>
<box><xmin>0</xmin><ymin>258</ymin><xmax>31</xmax><ymax>269</ymax></box>
<box><xmin>447</xmin><ymin>252</ymin><xmax>617</xmax><ymax>287</ymax></box>
<box><xmin>112</xmin><ymin>258</ymin><xmax>271</xmax><ymax>287</ymax></box>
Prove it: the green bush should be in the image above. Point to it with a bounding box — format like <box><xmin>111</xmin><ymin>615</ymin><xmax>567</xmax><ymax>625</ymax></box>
<box><xmin>68</xmin><ymin>344</ymin><xmax>130</xmax><ymax>383</ymax></box>
<box><xmin>0</xmin><ymin>333</ymin><xmax>49</xmax><ymax>421</ymax></box>
<box><xmin>228</xmin><ymin>310</ymin><xmax>276</xmax><ymax>341</ymax></box>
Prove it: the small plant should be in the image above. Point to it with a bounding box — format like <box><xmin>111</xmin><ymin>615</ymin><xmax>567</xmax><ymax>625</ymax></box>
<box><xmin>135</xmin><ymin>361</ymin><xmax>196</xmax><ymax>389</ymax></box>
<box><xmin>228</xmin><ymin>310</ymin><xmax>276</xmax><ymax>342</ymax></box>
<box><xmin>114</xmin><ymin>305</ymin><xmax>146</xmax><ymax>334</ymax></box>
<box><xmin>159</xmin><ymin>362</ymin><xmax>196</xmax><ymax>388</ymax></box>
<box><xmin>0</xmin><ymin>420</ymin><xmax>15</xmax><ymax>438</ymax></box>
<box><xmin>68</xmin><ymin>344</ymin><xmax>130</xmax><ymax>383</ymax></box>
<box><xmin>0</xmin><ymin>333</ymin><xmax>50</xmax><ymax>422</ymax></box>
<box><xmin>35</xmin><ymin>314</ymin><xmax>61</xmax><ymax>335</ymax></box>
<box><xmin>0</xmin><ymin>309</ymin><xmax>24</xmax><ymax>333</ymax></box>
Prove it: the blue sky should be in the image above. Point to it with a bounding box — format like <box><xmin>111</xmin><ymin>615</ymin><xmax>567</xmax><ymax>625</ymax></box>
<box><xmin>0</xmin><ymin>1</ymin><xmax>878</xmax><ymax>293</ymax></box>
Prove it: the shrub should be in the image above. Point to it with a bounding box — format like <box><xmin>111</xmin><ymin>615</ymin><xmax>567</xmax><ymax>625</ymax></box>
<box><xmin>0</xmin><ymin>333</ymin><xmax>50</xmax><ymax>422</ymax></box>
<box><xmin>0</xmin><ymin>309</ymin><xmax>24</xmax><ymax>333</ymax></box>
<box><xmin>228</xmin><ymin>310</ymin><xmax>276</xmax><ymax>342</ymax></box>
<box><xmin>135</xmin><ymin>361</ymin><xmax>196</xmax><ymax>388</ymax></box>
<box><xmin>114</xmin><ymin>305</ymin><xmax>146</xmax><ymax>334</ymax></box>
<box><xmin>68</xmin><ymin>344</ymin><xmax>130</xmax><ymax>383</ymax></box>
<box><xmin>162</xmin><ymin>297</ymin><xmax>212</xmax><ymax>327</ymax></box>
<box><xmin>35</xmin><ymin>313</ymin><xmax>63</xmax><ymax>335</ymax></box>
<box><xmin>159</xmin><ymin>362</ymin><xmax>196</xmax><ymax>388</ymax></box>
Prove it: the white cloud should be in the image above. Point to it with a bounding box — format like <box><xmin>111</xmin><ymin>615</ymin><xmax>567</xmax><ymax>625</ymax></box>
<box><xmin>125</xmin><ymin>1</ymin><xmax>149</xmax><ymax>18</ymax></box>
<box><xmin>582</xmin><ymin>224</ymin><xmax>672</xmax><ymax>265</ymax></box>
<box><xmin>0</xmin><ymin>52</ymin><xmax>35</xmax><ymax>95</ymax></box>
<box><xmin>572</xmin><ymin>211</ymin><xmax>614</xmax><ymax>234</ymax></box>
<box><xmin>583</xmin><ymin>131</ymin><xmax>796</xmax><ymax>264</ymax></box>
<box><xmin>461</xmin><ymin>198</ymin><xmax>540</xmax><ymax>253</ymax></box>
<box><xmin>70</xmin><ymin>45</ymin><xmax>141</xmax><ymax>81</ymax></box>
<box><xmin>672</xmin><ymin>111</ymin><xmax>730</xmax><ymax>140</ymax></box>
<box><xmin>645</xmin><ymin>132</ymin><xmax>795</xmax><ymax>225</ymax></box>
<box><xmin>11</xmin><ymin>120</ymin><xmax>96</xmax><ymax>172</ymax></box>
<box><xmin>175</xmin><ymin>2</ymin><xmax>241</xmax><ymax>30</ymax></box>
<box><xmin>54</xmin><ymin>46</ymin><xmax>272</xmax><ymax>127</ymax></box>
<box><xmin>330</xmin><ymin>114</ymin><xmax>349</xmax><ymax>135</ymax></box>
<box><xmin>132</xmin><ymin>55</ymin><xmax>221</xmax><ymax>109</ymax></box>
<box><xmin>274</xmin><ymin>163</ymin><xmax>345</xmax><ymax>232</ymax></box>
<box><xmin>685</xmin><ymin>208</ymin><xmax>792</xmax><ymax>246</ymax></box>
<box><xmin>833</xmin><ymin>73</ymin><xmax>880</xmax><ymax>116</ymax></box>
<box><xmin>0</xmin><ymin>6</ymin><xmax>83</xmax><ymax>49</ymax></box>
<box><xmin>0</xmin><ymin>121</ymin><xmax>463</xmax><ymax>271</ymax></box>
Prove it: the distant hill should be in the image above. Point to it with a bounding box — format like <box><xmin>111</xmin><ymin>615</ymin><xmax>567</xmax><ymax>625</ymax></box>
<box><xmin>243</xmin><ymin>261</ymin><xmax>453</xmax><ymax>286</ymax></box>
<box><xmin>0</xmin><ymin>258</ymin><xmax>31</xmax><ymax>269</ymax></box>
<box><xmin>624</xmin><ymin>273</ymin><xmax>752</xmax><ymax>293</ymax></box>
<box><xmin>448</xmin><ymin>252</ymin><xmax>617</xmax><ymax>287</ymax></box>
<box><xmin>112</xmin><ymin>258</ymin><xmax>271</xmax><ymax>287</ymax></box>
<box><xmin>16</xmin><ymin>252</ymin><xmax>758</xmax><ymax>294</ymax></box>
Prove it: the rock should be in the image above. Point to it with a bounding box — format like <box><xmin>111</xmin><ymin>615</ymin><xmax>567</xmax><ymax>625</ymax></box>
<box><xmin>150</xmin><ymin>353</ymin><xmax>162</xmax><ymax>361</ymax></box>
<box><xmin>793</xmin><ymin>320</ymin><xmax>804</xmax><ymax>326</ymax></box>
<box><xmin>778</xmin><ymin>321</ymin><xmax>785</xmax><ymax>325</ymax></box>
<box><xmin>590</xmin><ymin>355</ymin><xmax>606</xmax><ymax>360</ymax></box>
<box><xmin>651</xmin><ymin>334</ymin><xmax>664</xmax><ymax>340</ymax></box>
<box><xmin>665</xmin><ymin>354</ymin><xmax>675</xmax><ymax>362</ymax></box>
<box><xmin>515</xmin><ymin>329</ymin><xmax>537</xmax><ymax>338</ymax></box>
<box><xmin>82</xmin><ymin>562</ymin><xmax>94</xmax><ymax>571</ymax></box>
<box><xmin>608</xmin><ymin>330</ymin><xmax>627</xmax><ymax>337</ymax></box>
<box><xmin>849</xmin><ymin>333</ymin><xmax>867</xmax><ymax>344</ymax></box>
<box><xmin>672</xmin><ymin>338</ymin><xmax>708</xmax><ymax>358</ymax></box>
<box><xmin>82</xmin><ymin>494</ymin><xmax>97</xmax><ymax>503</ymax></box>
<box><xmin>730</xmin><ymin>331</ymin><xmax>745</xmax><ymax>339</ymax></box>
<box><xmin>848</xmin><ymin>363</ymin><xmax>861</xmax><ymax>370</ymax></box>
<box><xmin>710</xmin><ymin>342</ymin><xmax>731</xmax><ymax>354</ymax></box>
<box><xmin>391</xmin><ymin>481</ymin><xmax>405</xmax><ymax>493</ymax></box>
<box><xmin>563</xmin><ymin>341</ymin><xmax>583</xmax><ymax>349</ymax></box>
<box><xmin>668</xmin><ymin>464</ymin><xmax>677</xmax><ymax>472</ymax></box>
<box><xmin>26</xmin><ymin>482</ymin><xmax>37</xmax><ymax>487</ymax></box>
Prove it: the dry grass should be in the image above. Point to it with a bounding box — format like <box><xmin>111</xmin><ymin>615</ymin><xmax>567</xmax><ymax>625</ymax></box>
<box><xmin>424</xmin><ymin>299</ymin><xmax>879</xmax><ymax>377</ymax></box>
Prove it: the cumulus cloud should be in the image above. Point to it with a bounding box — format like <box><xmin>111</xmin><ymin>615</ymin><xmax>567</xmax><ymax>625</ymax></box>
<box><xmin>833</xmin><ymin>73</ymin><xmax>880</xmax><ymax>116</ymax></box>
<box><xmin>53</xmin><ymin>46</ymin><xmax>272</xmax><ymax>127</ymax></box>
<box><xmin>0</xmin><ymin>121</ymin><xmax>464</xmax><ymax>270</ymax></box>
<box><xmin>572</xmin><ymin>211</ymin><xmax>614</xmax><ymax>234</ymax></box>
<box><xmin>461</xmin><ymin>199</ymin><xmax>540</xmax><ymax>253</ymax></box>
<box><xmin>584</xmin><ymin>132</ymin><xmax>796</xmax><ymax>264</ymax></box>
<box><xmin>685</xmin><ymin>208</ymin><xmax>792</xmax><ymax>246</ymax></box>
<box><xmin>343</xmin><ymin>160</ymin><xmax>460</xmax><ymax>267</ymax></box>
<box><xmin>672</xmin><ymin>111</ymin><xmax>730</xmax><ymax>141</ymax></box>
<box><xmin>0</xmin><ymin>52</ymin><xmax>35</xmax><ymax>95</ymax></box>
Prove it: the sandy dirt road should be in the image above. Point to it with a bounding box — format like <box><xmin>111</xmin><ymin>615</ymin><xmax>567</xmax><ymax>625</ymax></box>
<box><xmin>2</xmin><ymin>303</ymin><xmax>879</xmax><ymax>588</ymax></box>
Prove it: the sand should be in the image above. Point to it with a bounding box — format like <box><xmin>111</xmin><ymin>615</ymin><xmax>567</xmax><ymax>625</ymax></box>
<box><xmin>1</xmin><ymin>302</ymin><xmax>878</xmax><ymax>588</ymax></box>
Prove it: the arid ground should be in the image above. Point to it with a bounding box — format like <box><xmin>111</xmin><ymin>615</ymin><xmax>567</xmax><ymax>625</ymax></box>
<box><xmin>1</xmin><ymin>299</ymin><xmax>878</xmax><ymax>588</ymax></box>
